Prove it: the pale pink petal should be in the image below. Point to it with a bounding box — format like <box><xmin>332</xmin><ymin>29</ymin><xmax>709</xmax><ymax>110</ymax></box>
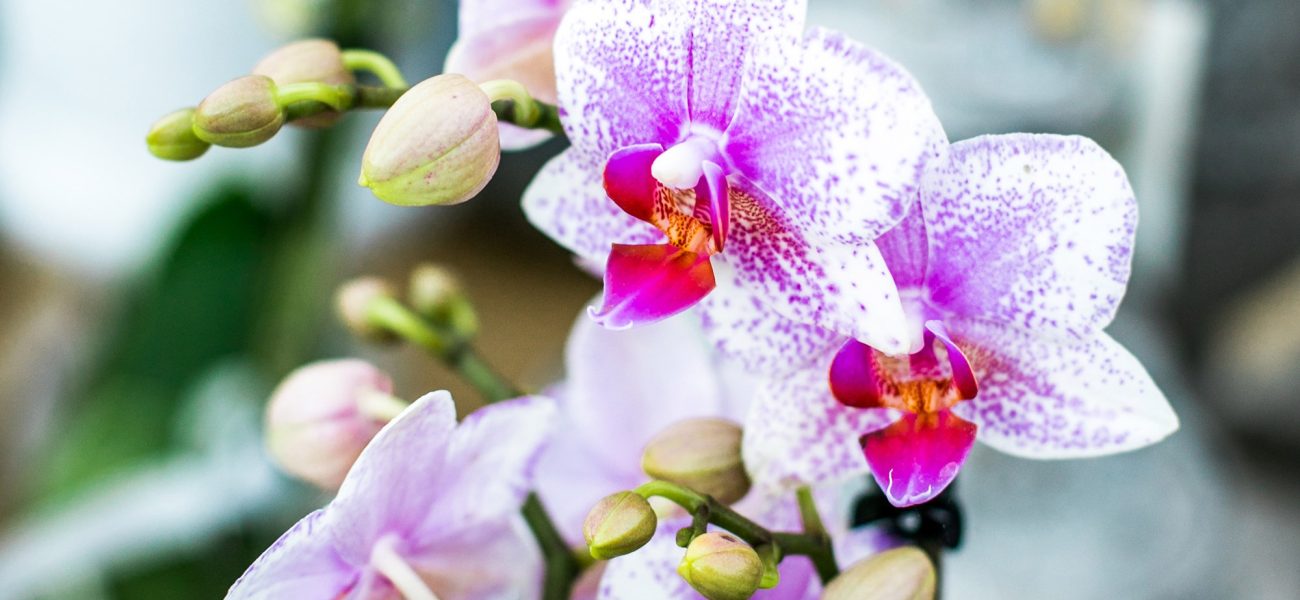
<box><xmin>227</xmin><ymin>510</ymin><xmax>355</xmax><ymax>599</ymax></box>
<box><xmin>744</xmin><ymin>361</ymin><xmax>897</xmax><ymax>491</ymax></box>
<box><xmin>591</xmin><ymin>244</ymin><xmax>717</xmax><ymax>329</ymax></box>
<box><xmin>455</xmin><ymin>0</ymin><xmax>566</xmax><ymax>40</ymax></box>
<box><xmin>523</xmin><ymin>149</ymin><xmax>662</xmax><ymax>263</ymax></box>
<box><xmin>949</xmin><ymin>318</ymin><xmax>1178</xmax><ymax>459</ymax></box>
<box><xmin>696</xmin><ymin>269</ymin><xmax>842</xmax><ymax>374</ymax></box>
<box><xmin>324</xmin><ymin>391</ymin><xmax>458</xmax><ymax>563</ymax></box>
<box><xmin>862</xmin><ymin>409</ymin><xmax>977</xmax><ymax>507</ymax></box>
<box><xmin>922</xmin><ymin>134</ymin><xmax>1137</xmax><ymax>340</ymax></box>
<box><xmin>723</xmin><ymin>176</ymin><xmax>910</xmax><ymax>355</ymax></box>
<box><xmin>445</xmin><ymin>12</ymin><xmax>564</xmax><ymax>150</ymax></box>
<box><xmin>725</xmin><ymin>28</ymin><xmax>945</xmax><ymax>244</ymax></box>
<box><xmin>420</xmin><ymin>395</ymin><xmax>556</xmax><ymax>543</ymax></box>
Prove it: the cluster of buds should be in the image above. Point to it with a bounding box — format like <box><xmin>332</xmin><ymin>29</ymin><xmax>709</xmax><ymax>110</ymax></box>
<box><xmin>581</xmin><ymin>417</ymin><xmax>765</xmax><ymax>600</ymax></box>
<box><xmin>146</xmin><ymin>40</ymin><xmax>356</xmax><ymax>159</ymax></box>
<box><xmin>334</xmin><ymin>264</ymin><xmax>480</xmax><ymax>348</ymax></box>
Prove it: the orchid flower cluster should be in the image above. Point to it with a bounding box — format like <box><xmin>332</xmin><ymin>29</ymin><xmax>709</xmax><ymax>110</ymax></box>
<box><xmin>146</xmin><ymin>0</ymin><xmax>1180</xmax><ymax>598</ymax></box>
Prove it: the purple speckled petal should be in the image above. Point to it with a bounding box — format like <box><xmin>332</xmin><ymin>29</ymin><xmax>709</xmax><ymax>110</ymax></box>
<box><xmin>724</xmin><ymin>175</ymin><xmax>910</xmax><ymax>355</ymax></box>
<box><xmin>949</xmin><ymin>318</ymin><xmax>1178</xmax><ymax>459</ymax></box>
<box><xmin>420</xmin><ymin>395</ymin><xmax>556</xmax><ymax>545</ymax></box>
<box><xmin>445</xmin><ymin>9</ymin><xmax>565</xmax><ymax>150</ymax></box>
<box><xmin>591</xmin><ymin>243</ymin><xmax>717</xmax><ymax>329</ymax></box>
<box><xmin>523</xmin><ymin>149</ymin><xmax>663</xmax><ymax>263</ymax></box>
<box><xmin>744</xmin><ymin>359</ymin><xmax>898</xmax><ymax>491</ymax></box>
<box><xmin>552</xmin><ymin>0</ymin><xmax>689</xmax><ymax>154</ymax></box>
<box><xmin>875</xmin><ymin>206</ymin><xmax>929</xmax><ymax>291</ymax></box>
<box><xmin>862</xmin><ymin>409</ymin><xmax>977</xmax><ymax>507</ymax></box>
<box><xmin>696</xmin><ymin>267</ymin><xmax>842</xmax><ymax>374</ymax></box>
<box><xmin>922</xmin><ymin>134</ymin><xmax>1137</xmax><ymax>339</ymax></box>
<box><xmin>725</xmin><ymin>28</ymin><xmax>945</xmax><ymax>244</ymax></box>
<box><xmin>323</xmin><ymin>391</ymin><xmax>458</xmax><ymax>563</ymax></box>
<box><xmin>226</xmin><ymin>510</ymin><xmax>355</xmax><ymax>599</ymax></box>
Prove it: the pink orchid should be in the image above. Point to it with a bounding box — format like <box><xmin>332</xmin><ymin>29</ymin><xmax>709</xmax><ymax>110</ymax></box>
<box><xmin>744</xmin><ymin>134</ymin><xmax>1179</xmax><ymax>507</ymax></box>
<box><xmin>227</xmin><ymin>392</ymin><xmax>555</xmax><ymax>599</ymax></box>
<box><xmin>445</xmin><ymin>0</ymin><xmax>570</xmax><ymax>150</ymax></box>
<box><xmin>524</xmin><ymin>0</ymin><xmax>944</xmax><ymax>355</ymax></box>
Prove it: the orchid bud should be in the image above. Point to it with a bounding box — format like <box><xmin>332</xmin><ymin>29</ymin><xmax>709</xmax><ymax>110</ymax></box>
<box><xmin>335</xmin><ymin>277</ymin><xmax>399</xmax><ymax>343</ymax></box>
<box><xmin>252</xmin><ymin>39</ymin><xmax>354</xmax><ymax>128</ymax></box>
<box><xmin>583</xmin><ymin>491</ymin><xmax>657</xmax><ymax>560</ymax></box>
<box><xmin>677</xmin><ymin>532</ymin><xmax>763</xmax><ymax>600</ymax></box>
<box><xmin>358</xmin><ymin>74</ymin><xmax>500</xmax><ymax>206</ymax></box>
<box><xmin>643</xmin><ymin>418</ymin><xmax>750</xmax><ymax>505</ymax></box>
<box><xmin>193</xmin><ymin>75</ymin><xmax>285</xmax><ymax>148</ymax></box>
<box><xmin>409</xmin><ymin>264</ymin><xmax>478</xmax><ymax>338</ymax></box>
<box><xmin>265</xmin><ymin>359</ymin><xmax>398</xmax><ymax>489</ymax></box>
<box><xmin>146</xmin><ymin>108</ymin><xmax>210</xmax><ymax>161</ymax></box>
<box><xmin>822</xmin><ymin>547</ymin><xmax>937</xmax><ymax>600</ymax></box>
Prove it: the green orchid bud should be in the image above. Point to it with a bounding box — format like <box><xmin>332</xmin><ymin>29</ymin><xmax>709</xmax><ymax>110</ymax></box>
<box><xmin>252</xmin><ymin>39</ymin><xmax>354</xmax><ymax>128</ymax></box>
<box><xmin>193</xmin><ymin>75</ymin><xmax>285</xmax><ymax>148</ymax></box>
<box><xmin>146</xmin><ymin>108</ymin><xmax>210</xmax><ymax>161</ymax></box>
<box><xmin>583</xmin><ymin>491</ymin><xmax>657</xmax><ymax>560</ymax></box>
<box><xmin>358</xmin><ymin>74</ymin><xmax>501</xmax><ymax>206</ymax></box>
<box><xmin>643</xmin><ymin>418</ymin><xmax>750</xmax><ymax>505</ymax></box>
<box><xmin>677</xmin><ymin>532</ymin><xmax>764</xmax><ymax>600</ymax></box>
<box><xmin>409</xmin><ymin>264</ymin><xmax>478</xmax><ymax>338</ymax></box>
<box><xmin>335</xmin><ymin>277</ymin><xmax>399</xmax><ymax>343</ymax></box>
<box><xmin>822</xmin><ymin>547</ymin><xmax>937</xmax><ymax>600</ymax></box>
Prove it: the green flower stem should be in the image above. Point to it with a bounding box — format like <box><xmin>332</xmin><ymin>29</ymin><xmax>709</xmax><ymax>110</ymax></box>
<box><xmin>632</xmin><ymin>480</ymin><xmax>841</xmax><ymax>584</ymax></box>
<box><xmin>794</xmin><ymin>486</ymin><xmax>839</xmax><ymax>583</ymax></box>
<box><xmin>341</xmin><ymin>49</ymin><xmax>409</xmax><ymax>88</ymax></box>
<box><xmin>480</xmin><ymin>79</ymin><xmax>566</xmax><ymax>136</ymax></box>
<box><xmin>275</xmin><ymin>81</ymin><xmax>351</xmax><ymax>111</ymax></box>
<box><xmin>523</xmin><ymin>493</ymin><xmax>582</xmax><ymax>600</ymax></box>
<box><xmin>362</xmin><ymin>296</ymin><xmax>516</xmax><ymax>403</ymax></box>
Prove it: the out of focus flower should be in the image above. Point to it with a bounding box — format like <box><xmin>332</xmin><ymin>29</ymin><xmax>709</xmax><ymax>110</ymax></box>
<box><xmin>230</xmin><ymin>391</ymin><xmax>555</xmax><ymax>599</ymax></box>
<box><xmin>744</xmin><ymin>134</ymin><xmax>1179</xmax><ymax>507</ymax></box>
<box><xmin>264</xmin><ymin>359</ymin><xmax>398</xmax><ymax>489</ymax></box>
<box><xmin>524</xmin><ymin>0</ymin><xmax>943</xmax><ymax>357</ymax></box>
<box><xmin>446</xmin><ymin>0</ymin><xmax>570</xmax><ymax>150</ymax></box>
<box><xmin>358</xmin><ymin>74</ymin><xmax>500</xmax><ymax>206</ymax></box>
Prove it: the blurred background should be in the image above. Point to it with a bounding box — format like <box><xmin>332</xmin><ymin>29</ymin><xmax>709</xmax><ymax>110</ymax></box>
<box><xmin>0</xmin><ymin>0</ymin><xmax>1296</xmax><ymax>598</ymax></box>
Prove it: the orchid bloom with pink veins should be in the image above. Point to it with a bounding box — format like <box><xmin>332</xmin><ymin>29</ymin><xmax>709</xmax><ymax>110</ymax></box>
<box><xmin>445</xmin><ymin>0</ymin><xmax>570</xmax><ymax>149</ymax></box>
<box><xmin>743</xmin><ymin>134</ymin><xmax>1180</xmax><ymax>507</ymax></box>
<box><xmin>227</xmin><ymin>392</ymin><xmax>555</xmax><ymax>600</ymax></box>
<box><xmin>524</xmin><ymin>0</ymin><xmax>944</xmax><ymax>356</ymax></box>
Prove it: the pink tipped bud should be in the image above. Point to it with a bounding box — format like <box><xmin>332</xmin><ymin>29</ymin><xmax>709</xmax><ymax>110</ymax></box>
<box><xmin>265</xmin><ymin>359</ymin><xmax>399</xmax><ymax>489</ymax></box>
<box><xmin>583</xmin><ymin>491</ymin><xmax>657</xmax><ymax>560</ymax></box>
<box><xmin>822</xmin><ymin>547</ymin><xmax>937</xmax><ymax>600</ymax></box>
<box><xmin>642</xmin><ymin>418</ymin><xmax>750</xmax><ymax>504</ymax></box>
<box><xmin>252</xmin><ymin>39</ymin><xmax>354</xmax><ymax>128</ymax></box>
<box><xmin>193</xmin><ymin>75</ymin><xmax>285</xmax><ymax>148</ymax></box>
<box><xmin>358</xmin><ymin>74</ymin><xmax>500</xmax><ymax>206</ymax></box>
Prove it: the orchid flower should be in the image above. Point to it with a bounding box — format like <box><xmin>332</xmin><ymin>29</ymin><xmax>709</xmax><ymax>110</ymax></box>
<box><xmin>744</xmin><ymin>134</ymin><xmax>1179</xmax><ymax>507</ymax></box>
<box><xmin>227</xmin><ymin>391</ymin><xmax>555</xmax><ymax>599</ymax></box>
<box><xmin>445</xmin><ymin>0</ymin><xmax>570</xmax><ymax>149</ymax></box>
<box><xmin>524</xmin><ymin>0</ymin><xmax>944</xmax><ymax>356</ymax></box>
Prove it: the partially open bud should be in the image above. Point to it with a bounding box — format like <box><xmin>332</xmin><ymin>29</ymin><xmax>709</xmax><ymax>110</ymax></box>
<box><xmin>265</xmin><ymin>359</ymin><xmax>399</xmax><ymax>489</ymax></box>
<box><xmin>822</xmin><ymin>547</ymin><xmax>937</xmax><ymax>600</ymax></box>
<box><xmin>252</xmin><ymin>39</ymin><xmax>354</xmax><ymax>128</ymax></box>
<box><xmin>193</xmin><ymin>75</ymin><xmax>285</xmax><ymax>148</ymax></box>
<box><xmin>146</xmin><ymin>108</ymin><xmax>210</xmax><ymax>161</ymax></box>
<box><xmin>335</xmin><ymin>277</ymin><xmax>399</xmax><ymax>343</ymax></box>
<box><xmin>643</xmin><ymin>418</ymin><xmax>750</xmax><ymax>504</ymax></box>
<box><xmin>583</xmin><ymin>491</ymin><xmax>657</xmax><ymax>560</ymax></box>
<box><xmin>677</xmin><ymin>532</ymin><xmax>763</xmax><ymax>600</ymax></box>
<box><xmin>358</xmin><ymin>74</ymin><xmax>500</xmax><ymax>206</ymax></box>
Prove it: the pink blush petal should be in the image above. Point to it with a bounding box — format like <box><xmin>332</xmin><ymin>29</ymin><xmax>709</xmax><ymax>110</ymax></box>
<box><xmin>591</xmin><ymin>243</ymin><xmax>716</xmax><ymax>329</ymax></box>
<box><xmin>829</xmin><ymin>339</ymin><xmax>886</xmax><ymax>409</ymax></box>
<box><xmin>925</xmin><ymin>320</ymin><xmax>978</xmax><ymax>400</ymax></box>
<box><xmin>603</xmin><ymin>143</ymin><xmax>665</xmax><ymax>224</ymax></box>
<box><xmin>862</xmin><ymin>410</ymin><xmax>977</xmax><ymax>507</ymax></box>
